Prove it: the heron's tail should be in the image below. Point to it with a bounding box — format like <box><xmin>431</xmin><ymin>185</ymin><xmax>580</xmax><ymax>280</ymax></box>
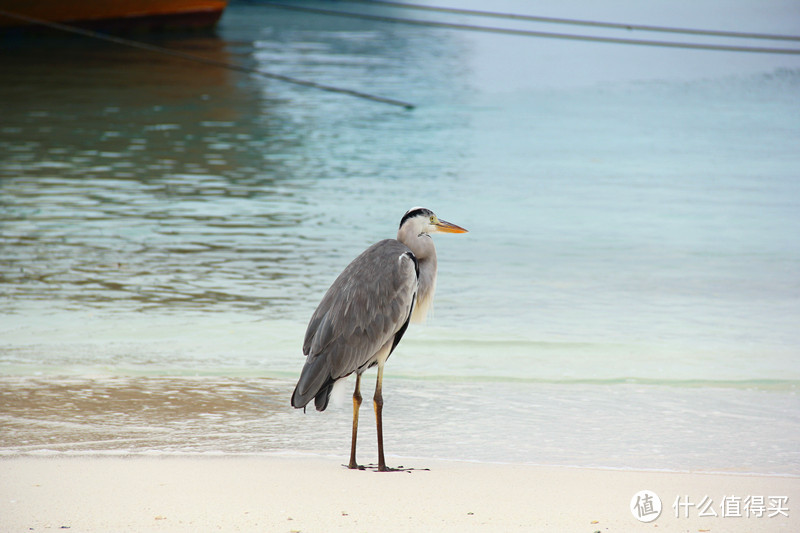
<box><xmin>291</xmin><ymin>355</ymin><xmax>335</xmax><ymax>411</ymax></box>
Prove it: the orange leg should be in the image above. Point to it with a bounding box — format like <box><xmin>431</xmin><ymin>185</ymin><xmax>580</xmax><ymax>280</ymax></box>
<box><xmin>348</xmin><ymin>373</ymin><xmax>362</xmax><ymax>469</ymax></box>
<box><xmin>373</xmin><ymin>362</ymin><xmax>388</xmax><ymax>472</ymax></box>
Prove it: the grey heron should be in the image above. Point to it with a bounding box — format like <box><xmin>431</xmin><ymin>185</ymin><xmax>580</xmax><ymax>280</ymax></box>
<box><xmin>291</xmin><ymin>207</ymin><xmax>467</xmax><ymax>471</ymax></box>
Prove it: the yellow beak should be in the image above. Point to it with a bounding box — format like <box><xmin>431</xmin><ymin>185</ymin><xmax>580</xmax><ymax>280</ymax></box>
<box><xmin>434</xmin><ymin>218</ymin><xmax>468</xmax><ymax>234</ymax></box>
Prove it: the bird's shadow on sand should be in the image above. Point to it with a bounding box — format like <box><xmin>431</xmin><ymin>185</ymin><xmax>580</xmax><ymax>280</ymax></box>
<box><xmin>342</xmin><ymin>464</ymin><xmax>430</xmax><ymax>473</ymax></box>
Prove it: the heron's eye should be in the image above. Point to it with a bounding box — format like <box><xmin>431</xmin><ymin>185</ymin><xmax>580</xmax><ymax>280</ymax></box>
<box><xmin>429</xmin><ymin>216</ymin><xmax>435</xmax><ymax>223</ymax></box>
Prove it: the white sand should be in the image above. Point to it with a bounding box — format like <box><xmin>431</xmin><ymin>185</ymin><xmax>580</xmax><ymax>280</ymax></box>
<box><xmin>1</xmin><ymin>456</ymin><xmax>797</xmax><ymax>532</ymax></box>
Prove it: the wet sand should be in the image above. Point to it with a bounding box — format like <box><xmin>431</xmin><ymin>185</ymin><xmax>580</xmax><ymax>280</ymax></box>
<box><xmin>1</xmin><ymin>455</ymin><xmax>797</xmax><ymax>532</ymax></box>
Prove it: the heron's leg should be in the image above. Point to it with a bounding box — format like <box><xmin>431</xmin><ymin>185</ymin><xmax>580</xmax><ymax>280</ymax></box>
<box><xmin>348</xmin><ymin>373</ymin><xmax>362</xmax><ymax>470</ymax></box>
<box><xmin>373</xmin><ymin>361</ymin><xmax>388</xmax><ymax>472</ymax></box>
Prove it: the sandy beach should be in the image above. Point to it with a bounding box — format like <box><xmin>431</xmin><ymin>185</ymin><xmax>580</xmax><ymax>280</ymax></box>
<box><xmin>1</xmin><ymin>455</ymin><xmax>797</xmax><ymax>532</ymax></box>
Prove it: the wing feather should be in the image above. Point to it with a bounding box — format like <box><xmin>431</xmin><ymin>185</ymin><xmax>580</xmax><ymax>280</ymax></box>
<box><xmin>292</xmin><ymin>240</ymin><xmax>418</xmax><ymax>409</ymax></box>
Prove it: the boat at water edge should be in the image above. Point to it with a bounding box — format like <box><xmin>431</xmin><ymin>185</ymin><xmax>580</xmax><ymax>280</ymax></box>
<box><xmin>0</xmin><ymin>0</ymin><xmax>228</xmax><ymax>32</ymax></box>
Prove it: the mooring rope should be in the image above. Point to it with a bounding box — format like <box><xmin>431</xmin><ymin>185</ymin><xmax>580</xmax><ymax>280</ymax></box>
<box><xmin>337</xmin><ymin>0</ymin><xmax>800</xmax><ymax>43</ymax></box>
<box><xmin>259</xmin><ymin>2</ymin><xmax>800</xmax><ymax>55</ymax></box>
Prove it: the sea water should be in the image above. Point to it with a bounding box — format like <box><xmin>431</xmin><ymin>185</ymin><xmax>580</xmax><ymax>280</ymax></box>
<box><xmin>1</xmin><ymin>1</ymin><xmax>799</xmax><ymax>474</ymax></box>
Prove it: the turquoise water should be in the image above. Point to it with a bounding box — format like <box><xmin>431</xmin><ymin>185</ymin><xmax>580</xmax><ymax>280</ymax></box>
<box><xmin>1</xmin><ymin>1</ymin><xmax>799</xmax><ymax>474</ymax></box>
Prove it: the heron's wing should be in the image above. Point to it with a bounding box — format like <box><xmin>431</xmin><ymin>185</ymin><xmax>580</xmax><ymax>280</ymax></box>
<box><xmin>292</xmin><ymin>239</ymin><xmax>418</xmax><ymax>409</ymax></box>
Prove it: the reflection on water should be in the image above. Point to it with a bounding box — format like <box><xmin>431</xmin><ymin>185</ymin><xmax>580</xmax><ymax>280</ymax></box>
<box><xmin>0</xmin><ymin>7</ymin><xmax>469</xmax><ymax>318</ymax></box>
<box><xmin>0</xmin><ymin>29</ymin><xmax>321</xmax><ymax>315</ymax></box>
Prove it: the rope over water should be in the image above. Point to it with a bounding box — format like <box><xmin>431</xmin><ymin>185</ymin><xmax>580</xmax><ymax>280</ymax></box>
<box><xmin>339</xmin><ymin>0</ymin><xmax>800</xmax><ymax>43</ymax></box>
<box><xmin>259</xmin><ymin>1</ymin><xmax>800</xmax><ymax>55</ymax></box>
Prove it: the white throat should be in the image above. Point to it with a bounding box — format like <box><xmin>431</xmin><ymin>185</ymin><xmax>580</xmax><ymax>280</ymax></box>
<box><xmin>397</xmin><ymin>223</ymin><xmax>438</xmax><ymax>323</ymax></box>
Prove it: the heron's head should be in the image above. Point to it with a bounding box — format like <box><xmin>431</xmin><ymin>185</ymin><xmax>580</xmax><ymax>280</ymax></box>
<box><xmin>399</xmin><ymin>207</ymin><xmax>468</xmax><ymax>236</ymax></box>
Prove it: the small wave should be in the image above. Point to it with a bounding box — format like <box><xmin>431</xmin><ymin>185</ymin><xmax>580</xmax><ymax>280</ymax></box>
<box><xmin>389</xmin><ymin>374</ymin><xmax>800</xmax><ymax>391</ymax></box>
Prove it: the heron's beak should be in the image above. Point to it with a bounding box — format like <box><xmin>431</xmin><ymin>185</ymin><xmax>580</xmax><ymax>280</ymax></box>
<box><xmin>434</xmin><ymin>218</ymin><xmax>468</xmax><ymax>234</ymax></box>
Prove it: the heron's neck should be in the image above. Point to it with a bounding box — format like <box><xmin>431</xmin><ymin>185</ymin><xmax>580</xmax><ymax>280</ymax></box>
<box><xmin>397</xmin><ymin>227</ymin><xmax>437</xmax><ymax>322</ymax></box>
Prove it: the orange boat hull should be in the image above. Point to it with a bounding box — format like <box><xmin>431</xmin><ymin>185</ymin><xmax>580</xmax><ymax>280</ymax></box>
<box><xmin>0</xmin><ymin>0</ymin><xmax>228</xmax><ymax>30</ymax></box>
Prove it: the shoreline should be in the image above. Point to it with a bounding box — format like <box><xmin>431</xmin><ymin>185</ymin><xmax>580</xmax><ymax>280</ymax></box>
<box><xmin>1</xmin><ymin>450</ymin><xmax>798</xmax><ymax>479</ymax></box>
<box><xmin>2</xmin><ymin>455</ymin><xmax>797</xmax><ymax>532</ymax></box>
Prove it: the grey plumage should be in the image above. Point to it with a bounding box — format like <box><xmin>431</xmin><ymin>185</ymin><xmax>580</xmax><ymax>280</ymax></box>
<box><xmin>291</xmin><ymin>239</ymin><xmax>418</xmax><ymax>411</ymax></box>
<box><xmin>290</xmin><ymin>207</ymin><xmax>467</xmax><ymax>471</ymax></box>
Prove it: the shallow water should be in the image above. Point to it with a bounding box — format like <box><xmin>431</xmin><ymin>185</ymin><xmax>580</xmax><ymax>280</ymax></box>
<box><xmin>1</xmin><ymin>1</ymin><xmax>799</xmax><ymax>474</ymax></box>
<box><xmin>2</xmin><ymin>375</ymin><xmax>797</xmax><ymax>475</ymax></box>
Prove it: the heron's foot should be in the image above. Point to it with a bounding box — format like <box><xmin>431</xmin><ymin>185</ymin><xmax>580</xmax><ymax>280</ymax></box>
<box><xmin>344</xmin><ymin>462</ymin><xmax>366</xmax><ymax>471</ymax></box>
<box><xmin>346</xmin><ymin>463</ymin><xmax>429</xmax><ymax>473</ymax></box>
